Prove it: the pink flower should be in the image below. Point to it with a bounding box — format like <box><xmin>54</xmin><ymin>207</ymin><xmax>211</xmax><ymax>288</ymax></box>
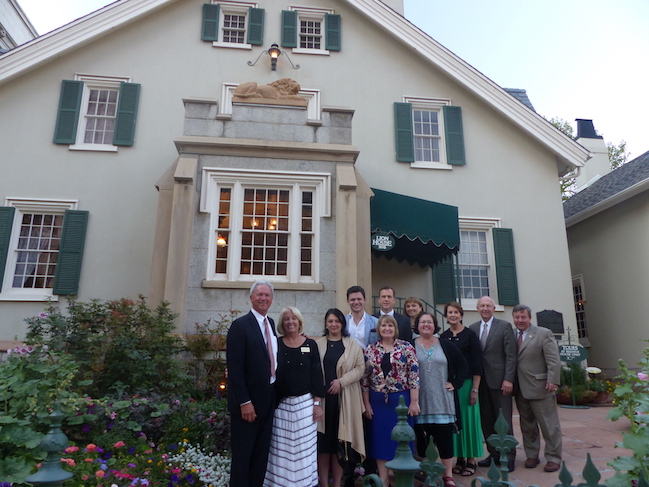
<box><xmin>114</xmin><ymin>441</ymin><xmax>126</xmax><ymax>449</ymax></box>
<box><xmin>86</xmin><ymin>444</ymin><xmax>97</xmax><ymax>452</ymax></box>
<box><xmin>60</xmin><ymin>458</ymin><xmax>76</xmax><ymax>467</ymax></box>
<box><xmin>85</xmin><ymin>458</ymin><xmax>94</xmax><ymax>463</ymax></box>
<box><xmin>638</xmin><ymin>373</ymin><xmax>649</xmax><ymax>381</ymax></box>
<box><xmin>110</xmin><ymin>412</ymin><xmax>116</xmax><ymax>419</ymax></box>
<box><xmin>39</xmin><ymin>312</ymin><xmax>49</xmax><ymax>318</ymax></box>
<box><xmin>64</xmin><ymin>446</ymin><xmax>79</xmax><ymax>453</ymax></box>
<box><xmin>82</xmin><ymin>475</ymin><xmax>89</xmax><ymax>481</ymax></box>
<box><xmin>95</xmin><ymin>470</ymin><xmax>105</xmax><ymax>478</ymax></box>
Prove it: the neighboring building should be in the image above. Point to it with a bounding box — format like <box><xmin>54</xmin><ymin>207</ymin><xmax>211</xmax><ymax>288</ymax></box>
<box><xmin>0</xmin><ymin>0</ymin><xmax>589</xmax><ymax>341</ymax></box>
<box><xmin>0</xmin><ymin>0</ymin><xmax>37</xmax><ymax>52</ymax></box>
<box><xmin>565</xmin><ymin>120</ymin><xmax>649</xmax><ymax>374</ymax></box>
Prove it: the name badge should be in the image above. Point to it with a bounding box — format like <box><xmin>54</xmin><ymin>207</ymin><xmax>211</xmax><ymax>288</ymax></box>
<box><xmin>300</xmin><ymin>347</ymin><xmax>310</xmax><ymax>353</ymax></box>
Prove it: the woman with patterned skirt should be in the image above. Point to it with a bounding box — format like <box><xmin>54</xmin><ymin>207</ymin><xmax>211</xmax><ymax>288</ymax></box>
<box><xmin>264</xmin><ymin>307</ymin><xmax>325</xmax><ymax>487</ymax></box>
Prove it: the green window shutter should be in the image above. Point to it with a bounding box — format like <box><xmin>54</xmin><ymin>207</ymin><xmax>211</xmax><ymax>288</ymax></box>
<box><xmin>247</xmin><ymin>7</ymin><xmax>264</xmax><ymax>45</ymax></box>
<box><xmin>443</xmin><ymin>105</ymin><xmax>466</xmax><ymax>165</ymax></box>
<box><xmin>53</xmin><ymin>80</ymin><xmax>83</xmax><ymax>144</ymax></box>
<box><xmin>433</xmin><ymin>256</ymin><xmax>456</xmax><ymax>304</ymax></box>
<box><xmin>0</xmin><ymin>207</ymin><xmax>16</xmax><ymax>292</ymax></box>
<box><xmin>113</xmin><ymin>83</ymin><xmax>141</xmax><ymax>147</ymax></box>
<box><xmin>394</xmin><ymin>102</ymin><xmax>415</xmax><ymax>162</ymax></box>
<box><xmin>53</xmin><ymin>210</ymin><xmax>89</xmax><ymax>296</ymax></box>
<box><xmin>202</xmin><ymin>3</ymin><xmax>220</xmax><ymax>41</ymax></box>
<box><xmin>325</xmin><ymin>14</ymin><xmax>341</xmax><ymax>51</ymax></box>
<box><xmin>493</xmin><ymin>228</ymin><xmax>519</xmax><ymax>305</ymax></box>
<box><xmin>281</xmin><ymin>10</ymin><xmax>298</xmax><ymax>48</ymax></box>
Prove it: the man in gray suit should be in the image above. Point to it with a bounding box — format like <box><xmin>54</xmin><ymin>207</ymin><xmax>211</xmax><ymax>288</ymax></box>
<box><xmin>512</xmin><ymin>304</ymin><xmax>562</xmax><ymax>472</ymax></box>
<box><xmin>470</xmin><ymin>296</ymin><xmax>517</xmax><ymax>471</ymax></box>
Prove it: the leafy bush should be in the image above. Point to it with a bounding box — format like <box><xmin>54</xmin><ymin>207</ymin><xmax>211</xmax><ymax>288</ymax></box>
<box><xmin>559</xmin><ymin>362</ymin><xmax>593</xmax><ymax>400</ymax></box>
<box><xmin>606</xmin><ymin>343</ymin><xmax>649</xmax><ymax>485</ymax></box>
<box><xmin>0</xmin><ymin>345</ymin><xmax>94</xmax><ymax>483</ymax></box>
<box><xmin>25</xmin><ymin>296</ymin><xmax>190</xmax><ymax>396</ymax></box>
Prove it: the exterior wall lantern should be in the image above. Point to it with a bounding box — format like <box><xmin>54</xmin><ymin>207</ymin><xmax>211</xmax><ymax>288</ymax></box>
<box><xmin>248</xmin><ymin>43</ymin><xmax>300</xmax><ymax>71</ymax></box>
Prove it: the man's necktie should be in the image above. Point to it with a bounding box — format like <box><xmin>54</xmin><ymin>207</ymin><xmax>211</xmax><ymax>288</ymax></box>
<box><xmin>264</xmin><ymin>318</ymin><xmax>276</xmax><ymax>378</ymax></box>
<box><xmin>481</xmin><ymin>323</ymin><xmax>489</xmax><ymax>348</ymax></box>
<box><xmin>517</xmin><ymin>330</ymin><xmax>523</xmax><ymax>350</ymax></box>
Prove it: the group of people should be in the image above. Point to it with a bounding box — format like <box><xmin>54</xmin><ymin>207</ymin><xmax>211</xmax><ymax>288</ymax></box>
<box><xmin>226</xmin><ymin>281</ymin><xmax>563</xmax><ymax>487</ymax></box>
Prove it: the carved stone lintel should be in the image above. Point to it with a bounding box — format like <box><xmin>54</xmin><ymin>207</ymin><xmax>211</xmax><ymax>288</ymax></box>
<box><xmin>233</xmin><ymin>79</ymin><xmax>308</xmax><ymax>108</ymax></box>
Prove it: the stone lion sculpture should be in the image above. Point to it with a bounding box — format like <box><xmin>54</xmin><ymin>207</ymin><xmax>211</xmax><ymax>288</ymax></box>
<box><xmin>233</xmin><ymin>78</ymin><xmax>305</xmax><ymax>101</ymax></box>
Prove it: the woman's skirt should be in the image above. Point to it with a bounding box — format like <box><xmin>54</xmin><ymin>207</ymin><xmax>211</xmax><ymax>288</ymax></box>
<box><xmin>264</xmin><ymin>393</ymin><xmax>318</xmax><ymax>487</ymax></box>
<box><xmin>367</xmin><ymin>389</ymin><xmax>414</xmax><ymax>461</ymax></box>
<box><xmin>453</xmin><ymin>379</ymin><xmax>484</xmax><ymax>458</ymax></box>
<box><xmin>318</xmin><ymin>392</ymin><xmax>340</xmax><ymax>454</ymax></box>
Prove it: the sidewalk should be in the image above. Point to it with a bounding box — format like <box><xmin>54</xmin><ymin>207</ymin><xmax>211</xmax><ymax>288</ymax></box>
<box><xmin>451</xmin><ymin>403</ymin><xmax>632</xmax><ymax>487</ymax></box>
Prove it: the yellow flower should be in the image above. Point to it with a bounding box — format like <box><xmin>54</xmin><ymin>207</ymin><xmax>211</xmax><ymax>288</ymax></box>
<box><xmin>183</xmin><ymin>428</ymin><xmax>188</xmax><ymax>432</ymax></box>
<box><xmin>148</xmin><ymin>459</ymin><xmax>153</xmax><ymax>464</ymax></box>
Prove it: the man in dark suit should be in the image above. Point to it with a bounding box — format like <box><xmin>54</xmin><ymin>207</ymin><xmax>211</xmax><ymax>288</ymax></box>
<box><xmin>470</xmin><ymin>296</ymin><xmax>517</xmax><ymax>472</ymax></box>
<box><xmin>512</xmin><ymin>305</ymin><xmax>562</xmax><ymax>473</ymax></box>
<box><xmin>373</xmin><ymin>286</ymin><xmax>412</xmax><ymax>343</ymax></box>
<box><xmin>227</xmin><ymin>280</ymin><xmax>278</xmax><ymax>487</ymax></box>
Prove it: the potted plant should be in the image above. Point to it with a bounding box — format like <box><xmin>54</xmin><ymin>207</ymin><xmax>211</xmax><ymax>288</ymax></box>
<box><xmin>557</xmin><ymin>363</ymin><xmax>595</xmax><ymax>405</ymax></box>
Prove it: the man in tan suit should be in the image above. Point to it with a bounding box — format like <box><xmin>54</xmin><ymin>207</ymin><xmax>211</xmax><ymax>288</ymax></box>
<box><xmin>512</xmin><ymin>304</ymin><xmax>562</xmax><ymax>473</ymax></box>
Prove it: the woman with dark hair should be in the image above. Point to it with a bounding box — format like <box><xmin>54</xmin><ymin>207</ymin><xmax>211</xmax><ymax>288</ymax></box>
<box><xmin>404</xmin><ymin>296</ymin><xmax>425</xmax><ymax>341</ymax></box>
<box><xmin>413</xmin><ymin>312</ymin><xmax>468</xmax><ymax>486</ymax></box>
<box><xmin>264</xmin><ymin>307</ymin><xmax>325</xmax><ymax>487</ymax></box>
<box><xmin>439</xmin><ymin>302</ymin><xmax>484</xmax><ymax>477</ymax></box>
<box><xmin>362</xmin><ymin>314</ymin><xmax>420</xmax><ymax>487</ymax></box>
<box><xmin>315</xmin><ymin>308</ymin><xmax>366</xmax><ymax>487</ymax></box>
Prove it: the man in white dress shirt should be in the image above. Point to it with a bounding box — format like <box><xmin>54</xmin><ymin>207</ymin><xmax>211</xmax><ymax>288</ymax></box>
<box><xmin>345</xmin><ymin>285</ymin><xmax>378</xmax><ymax>349</ymax></box>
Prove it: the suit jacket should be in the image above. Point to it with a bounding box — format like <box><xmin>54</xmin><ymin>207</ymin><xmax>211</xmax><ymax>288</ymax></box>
<box><xmin>373</xmin><ymin>311</ymin><xmax>413</xmax><ymax>343</ymax></box>
<box><xmin>345</xmin><ymin>312</ymin><xmax>378</xmax><ymax>347</ymax></box>
<box><xmin>516</xmin><ymin>325</ymin><xmax>561</xmax><ymax>401</ymax></box>
<box><xmin>226</xmin><ymin>310</ymin><xmax>276</xmax><ymax>416</ymax></box>
<box><xmin>470</xmin><ymin>318</ymin><xmax>517</xmax><ymax>390</ymax></box>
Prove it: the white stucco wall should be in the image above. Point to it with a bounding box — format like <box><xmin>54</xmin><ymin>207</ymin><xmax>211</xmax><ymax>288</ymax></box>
<box><xmin>0</xmin><ymin>0</ymin><xmax>578</xmax><ymax>340</ymax></box>
<box><xmin>567</xmin><ymin>191</ymin><xmax>649</xmax><ymax>375</ymax></box>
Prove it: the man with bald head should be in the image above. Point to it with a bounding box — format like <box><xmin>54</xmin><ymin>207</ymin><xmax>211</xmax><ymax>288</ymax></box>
<box><xmin>470</xmin><ymin>296</ymin><xmax>517</xmax><ymax>471</ymax></box>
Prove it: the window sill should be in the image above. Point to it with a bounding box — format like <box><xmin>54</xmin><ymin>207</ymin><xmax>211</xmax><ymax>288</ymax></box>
<box><xmin>0</xmin><ymin>293</ymin><xmax>59</xmax><ymax>302</ymax></box>
<box><xmin>69</xmin><ymin>144</ymin><xmax>118</xmax><ymax>152</ymax></box>
<box><xmin>292</xmin><ymin>48</ymin><xmax>329</xmax><ymax>56</ymax></box>
<box><xmin>212</xmin><ymin>41</ymin><xmax>252</xmax><ymax>50</ymax></box>
<box><xmin>410</xmin><ymin>161</ymin><xmax>452</xmax><ymax>170</ymax></box>
<box><xmin>202</xmin><ymin>280</ymin><xmax>324</xmax><ymax>291</ymax></box>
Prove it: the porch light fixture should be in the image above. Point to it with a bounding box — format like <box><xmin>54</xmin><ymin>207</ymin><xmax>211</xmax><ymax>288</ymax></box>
<box><xmin>247</xmin><ymin>43</ymin><xmax>300</xmax><ymax>71</ymax></box>
<box><xmin>217</xmin><ymin>234</ymin><xmax>227</xmax><ymax>247</ymax></box>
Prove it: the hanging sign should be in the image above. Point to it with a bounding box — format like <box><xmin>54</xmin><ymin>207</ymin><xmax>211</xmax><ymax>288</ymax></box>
<box><xmin>371</xmin><ymin>232</ymin><xmax>395</xmax><ymax>251</ymax></box>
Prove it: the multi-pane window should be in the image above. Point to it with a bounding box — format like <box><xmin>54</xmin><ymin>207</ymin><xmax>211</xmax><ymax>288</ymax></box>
<box><xmin>222</xmin><ymin>13</ymin><xmax>246</xmax><ymax>43</ymax></box>
<box><xmin>83</xmin><ymin>88</ymin><xmax>119</xmax><ymax>145</ymax></box>
<box><xmin>13</xmin><ymin>213</ymin><xmax>63</xmax><ymax>289</ymax></box>
<box><xmin>413</xmin><ymin>109</ymin><xmax>441</xmax><ymax>163</ymax></box>
<box><xmin>457</xmin><ymin>230</ymin><xmax>490</xmax><ymax>300</ymax></box>
<box><xmin>206</xmin><ymin>171</ymin><xmax>326</xmax><ymax>284</ymax></box>
<box><xmin>573</xmin><ymin>277</ymin><xmax>588</xmax><ymax>339</ymax></box>
<box><xmin>300</xmin><ymin>18</ymin><xmax>322</xmax><ymax>49</ymax></box>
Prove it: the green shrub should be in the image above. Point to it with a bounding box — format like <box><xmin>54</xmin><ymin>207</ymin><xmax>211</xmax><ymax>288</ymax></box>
<box><xmin>25</xmin><ymin>296</ymin><xmax>190</xmax><ymax>397</ymax></box>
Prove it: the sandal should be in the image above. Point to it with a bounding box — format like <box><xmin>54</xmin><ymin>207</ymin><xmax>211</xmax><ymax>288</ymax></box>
<box><xmin>461</xmin><ymin>461</ymin><xmax>477</xmax><ymax>476</ymax></box>
<box><xmin>443</xmin><ymin>476</ymin><xmax>457</xmax><ymax>486</ymax></box>
<box><xmin>452</xmin><ymin>458</ymin><xmax>465</xmax><ymax>474</ymax></box>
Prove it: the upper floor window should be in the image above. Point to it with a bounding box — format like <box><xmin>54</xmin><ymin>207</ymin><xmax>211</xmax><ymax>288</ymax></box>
<box><xmin>201</xmin><ymin>169</ymin><xmax>330</xmax><ymax>284</ymax></box>
<box><xmin>201</xmin><ymin>2</ymin><xmax>264</xmax><ymax>49</ymax></box>
<box><xmin>281</xmin><ymin>7</ymin><xmax>341</xmax><ymax>55</ymax></box>
<box><xmin>394</xmin><ymin>98</ymin><xmax>465</xmax><ymax>169</ymax></box>
<box><xmin>0</xmin><ymin>199</ymin><xmax>88</xmax><ymax>301</ymax></box>
<box><xmin>53</xmin><ymin>75</ymin><xmax>141</xmax><ymax>151</ymax></box>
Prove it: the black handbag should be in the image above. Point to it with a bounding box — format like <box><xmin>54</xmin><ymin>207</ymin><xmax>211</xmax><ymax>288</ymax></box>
<box><xmin>336</xmin><ymin>440</ymin><xmax>361</xmax><ymax>471</ymax></box>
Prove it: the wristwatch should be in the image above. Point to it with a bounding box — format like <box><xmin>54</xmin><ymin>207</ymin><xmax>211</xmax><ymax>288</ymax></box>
<box><xmin>471</xmin><ymin>388</ymin><xmax>479</xmax><ymax>393</ymax></box>
<box><xmin>314</xmin><ymin>401</ymin><xmax>321</xmax><ymax>406</ymax></box>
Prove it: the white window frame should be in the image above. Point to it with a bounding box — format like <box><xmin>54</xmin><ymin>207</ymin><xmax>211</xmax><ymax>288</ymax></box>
<box><xmin>201</xmin><ymin>168</ymin><xmax>330</xmax><ymax>284</ymax></box>
<box><xmin>456</xmin><ymin>217</ymin><xmax>502</xmax><ymax>310</ymax></box>
<box><xmin>404</xmin><ymin>96</ymin><xmax>452</xmax><ymax>170</ymax></box>
<box><xmin>221</xmin><ymin>83</ymin><xmax>322</xmax><ymax>121</ymax></box>
<box><xmin>69</xmin><ymin>74</ymin><xmax>132</xmax><ymax>152</ymax></box>
<box><xmin>211</xmin><ymin>1</ymin><xmax>258</xmax><ymax>50</ymax></box>
<box><xmin>288</xmin><ymin>6</ymin><xmax>333</xmax><ymax>56</ymax></box>
<box><xmin>0</xmin><ymin>198</ymin><xmax>78</xmax><ymax>302</ymax></box>
<box><xmin>572</xmin><ymin>274</ymin><xmax>589</xmax><ymax>343</ymax></box>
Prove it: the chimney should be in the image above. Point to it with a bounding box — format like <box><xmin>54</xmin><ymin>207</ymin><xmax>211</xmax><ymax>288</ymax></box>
<box><xmin>574</xmin><ymin>119</ymin><xmax>610</xmax><ymax>192</ymax></box>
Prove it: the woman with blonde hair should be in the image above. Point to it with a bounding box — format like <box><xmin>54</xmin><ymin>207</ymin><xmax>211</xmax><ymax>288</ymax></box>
<box><xmin>264</xmin><ymin>307</ymin><xmax>325</xmax><ymax>487</ymax></box>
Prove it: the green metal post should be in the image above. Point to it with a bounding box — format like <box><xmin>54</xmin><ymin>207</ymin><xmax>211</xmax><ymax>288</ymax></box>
<box><xmin>385</xmin><ymin>395</ymin><xmax>420</xmax><ymax>487</ymax></box>
<box><xmin>24</xmin><ymin>403</ymin><xmax>73</xmax><ymax>487</ymax></box>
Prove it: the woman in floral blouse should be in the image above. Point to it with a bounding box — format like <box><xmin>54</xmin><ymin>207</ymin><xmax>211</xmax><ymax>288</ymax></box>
<box><xmin>362</xmin><ymin>315</ymin><xmax>420</xmax><ymax>487</ymax></box>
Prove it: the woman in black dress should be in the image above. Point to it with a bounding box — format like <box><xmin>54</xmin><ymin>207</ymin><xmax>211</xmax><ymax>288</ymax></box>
<box><xmin>316</xmin><ymin>308</ymin><xmax>366</xmax><ymax>487</ymax></box>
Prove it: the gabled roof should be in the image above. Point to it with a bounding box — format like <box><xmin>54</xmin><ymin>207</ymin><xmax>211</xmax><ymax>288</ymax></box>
<box><xmin>503</xmin><ymin>88</ymin><xmax>535</xmax><ymax>112</ymax></box>
<box><xmin>0</xmin><ymin>0</ymin><xmax>589</xmax><ymax>173</ymax></box>
<box><xmin>564</xmin><ymin>150</ymin><xmax>649</xmax><ymax>226</ymax></box>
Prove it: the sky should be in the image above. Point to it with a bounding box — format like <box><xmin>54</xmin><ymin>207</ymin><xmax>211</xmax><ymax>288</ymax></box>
<box><xmin>16</xmin><ymin>0</ymin><xmax>649</xmax><ymax>159</ymax></box>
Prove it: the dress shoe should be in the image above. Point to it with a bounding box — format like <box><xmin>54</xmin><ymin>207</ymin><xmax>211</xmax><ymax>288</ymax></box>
<box><xmin>524</xmin><ymin>458</ymin><xmax>540</xmax><ymax>468</ymax></box>
<box><xmin>544</xmin><ymin>461</ymin><xmax>561</xmax><ymax>472</ymax></box>
<box><xmin>507</xmin><ymin>458</ymin><xmax>515</xmax><ymax>472</ymax></box>
<box><xmin>477</xmin><ymin>456</ymin><xmax>497</xmax><ymax>467</ymax></box>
